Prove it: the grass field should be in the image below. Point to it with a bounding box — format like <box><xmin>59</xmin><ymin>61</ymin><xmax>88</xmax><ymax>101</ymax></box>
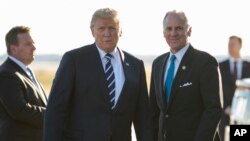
<box><xmin>35</xmin><ymin>69</ymin><xmax>56</xmax><ymax>95</ymax></box>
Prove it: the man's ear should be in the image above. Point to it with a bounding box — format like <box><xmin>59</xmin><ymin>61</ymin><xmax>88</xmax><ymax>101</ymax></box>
<box><xmin>9</xmin><ymin>45</ymin><xmax>17</xmax><ymax>55</ymax></box>
<box><xmin>187</xmin><ymin>26</ymin><xmax>192</xmax><ymax>37</ymax></box>
<box><xmin>90</xmin><ymin>28</ymin><xmax>95</xmax><ymax>37</ymax></box>
<box><xmin>119</xmin><ymin>28</ymin><xmax>122</xmax><ymax>37</ymax></box>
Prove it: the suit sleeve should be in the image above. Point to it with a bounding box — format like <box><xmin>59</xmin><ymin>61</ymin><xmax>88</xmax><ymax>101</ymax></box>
<box><xmin>44</xmin><ymin>52</ymin><xmax>75</xmax><ymax>141</ymax></box>
<box><xmin>194</xmin><ymin>57</ymin><xmax>223</xmax><ymax>141</ymax></box>
<box><xmin>0</xmin><ymin>73</ymin><xmax>45</xmax><ymax>128</ymax></box>
<box><xmin>133</xmin><ymin>60</ymin><xmax>154</xmax><ymax>141</ymax></box>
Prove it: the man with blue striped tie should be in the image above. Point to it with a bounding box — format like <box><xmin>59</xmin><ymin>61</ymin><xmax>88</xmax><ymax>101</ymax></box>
<box><xmin>0</xmin><ymin>26</ymin><xmax>47</xmax><ymax>141</ymax></box>
<box><xmin>44</xmin><ymin>8</ymin><xmax>153</xmax><ymax>141</ymax></box>
<box><xmin>104</xmin><ymin>53</ymin><xmax>116</xmax><ymax>110</ymax></box>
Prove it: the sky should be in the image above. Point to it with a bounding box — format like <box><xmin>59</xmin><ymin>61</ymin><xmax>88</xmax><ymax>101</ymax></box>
<box><xmin>1</xmin><ymin>0</ymin><xmax>250</xmax><ymax>57</ymax></box>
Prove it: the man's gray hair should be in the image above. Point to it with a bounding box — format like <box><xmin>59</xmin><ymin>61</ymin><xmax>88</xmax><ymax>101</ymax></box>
<box><xmin>90</xmin><ymin>8</ymin><xmax>120</xmax><ymax>29</ymax></box>
<box><xmin>163</xmin><ymin>10</ymin><xmax>189</xmax><ymax>31</ymax></box>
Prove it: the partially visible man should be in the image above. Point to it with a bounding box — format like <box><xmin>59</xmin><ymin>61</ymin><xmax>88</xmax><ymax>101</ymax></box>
<box><xmin>150</xmin><ymin>10</ymin><xmax>223</xmax><ymax>141</ymax></box>
<box><xmin>44</xmin><ymin>8</ymin><xmax>153</xmax><ymax>141</ymax></box>
<box><xmin>219</xmin><ymin>35</ymin><xmax>250</xmax><ymax>141</ymax></box>
<box><xmin>0</xmin><ymin>26</ymin><xmax>47</xmax><ymax>141</ymax></box>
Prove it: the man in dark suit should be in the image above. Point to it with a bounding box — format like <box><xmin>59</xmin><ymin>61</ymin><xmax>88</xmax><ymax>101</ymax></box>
<box><xmin>44</xmin><ymin>8</ymin><xmax>153</xmax><ymax>141</ymax></box>
<box><xmin>149</xmin><ymin>10</ymin><xmax>223</xmax><ymax>141</ymax></box>
<box><xmin>218</xmin><ymin>35</ymin><xmax>250</xmax><ymax>141</ymax></box>
<box><xmin>0</xmin><ymin>26</ymin><xmax>47</xmax><ymax>141</ymax></box>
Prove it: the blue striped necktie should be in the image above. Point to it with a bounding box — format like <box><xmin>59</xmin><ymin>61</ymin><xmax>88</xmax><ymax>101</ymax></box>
<box><xmin>27</xmin><ymin>67</ymin><xmax>47</xmax><ymax>104</ymax></box>
<box><xmin>27</xmin><ymin>67</ymin><xmax>38</xmax><ymax>86</ymax></box>
<box><xmin>165</xmin><ymin>55</ymin><xmax>176</xmax><ymax>102</ymax></box>
<box><xmin>105</xmin><ymin>53</ymin><xmax>116</xmax><ymax>109</ymax></box>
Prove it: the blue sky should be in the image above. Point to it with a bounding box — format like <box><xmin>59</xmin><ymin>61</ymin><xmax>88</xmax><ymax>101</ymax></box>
<box><xmin>1</xmin><ymin>0</ymin><xmax>250</xmax><ymax>57</ymax></box>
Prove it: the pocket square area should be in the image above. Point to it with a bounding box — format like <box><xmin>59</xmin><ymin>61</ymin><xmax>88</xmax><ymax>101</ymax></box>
<box><xmin>179</xmin><ymin>82</ymin><xmax>192</xmax><ymax>88</ymax></box>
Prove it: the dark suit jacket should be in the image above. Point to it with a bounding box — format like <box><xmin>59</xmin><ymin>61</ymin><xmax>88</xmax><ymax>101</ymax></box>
<box><xmin>218</xmin><ymin>59</ymin><xmax>250</xmax><ymax>140</ymax></box>
<box><xmin>150</xmin><ymin>45</ymin><xmax>223</xmax><ymax>141</ymax></box>
<box><xmin>0</xmin><ymin>58</ymin><xmax>47</xmax><ymax>141</ymax></box>
<box><xmin>219</xmin><ymin>59</ymin><xmax>250</xmax><ymax>111</ymax></box>
<box><xmin>44</xmin><ymin>44</ymin><xmax>153</xmax><ymax>141</ymax></box>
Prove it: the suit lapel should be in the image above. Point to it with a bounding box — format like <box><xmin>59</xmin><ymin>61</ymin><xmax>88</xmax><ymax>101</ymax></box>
<box><xmin>20</xmin><ymin>67</ymin><xmax>47</xmax><ymax>105</ymax></box>
<box><xmin>111</xmin><ymin>48</ymin><xmax>135</xmax><ymax>112</ymax></box>
<box><xmin>224</xmin><ymin>60</ymin><xmax>235</xmax><ymax>85</ymax></box>
<box><xmin>35</xmin><ymin>82</ymin><xmax>47</xmax><ymax>105</ymax></box>
<box><xmin>5</xmin><ymin>58</ymin><xmax>47</xmax><ymax>105</ymax></box>
<box><xmin>15</xmin><ymin>72</ymin><xmax>47</xmax><ymax>105</ymax></box>
<box><xmin>91</xmin><ymin>45</ymin><xmax>113</xmax><ymax>109</ymax></box>
<box><xmin>23</xmin><ymin>74</ymin><xmax>46</xmax><ymax>104</ymax></box>
<box><xmin>242</xmin><ymin>61</ymin><xmax>250</xmax><ymax>78</ymax></box>
<box><xmin>18</xmin><ymin>66</ymin><xmax>47</xmax><ymax>105</ymax></box>
<box><xmin>113</xmin><ymin>52</ymin><xmax>128</xmax><ymax>112</ymax></box>
<box><xmin>167</xmin><ymin>46</ymin><xmax>194</xmax><ymax>109</ymax></box>
<box><xmin>158</xmin><ymin>53</ymin><xmax>170</xmax><ymax>110</ymax></box>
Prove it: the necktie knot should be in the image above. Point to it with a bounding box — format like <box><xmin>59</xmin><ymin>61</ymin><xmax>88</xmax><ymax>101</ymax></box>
<box><xmin>26</xmin><ymin>67</ymin><xmax>39</xmax><ymax>87</ymax></box>
<box><xmin>105</xmin><ymin>53</ymin><xmax>113</xmax><ymax>61</ymax></box>
<box><xmin>170</xmin><ymin>55</ymin><xmax>176</xmax><ymax>62</ymax></box>
<box><xmin>27</xmin><ymin>67</ymin><xmax>35</xmax><ymax>79</ymax></box>
<box><xmin>27</xmin><ymin>67</ymin><xmax>32</xmax><ymax>73</ymax></box>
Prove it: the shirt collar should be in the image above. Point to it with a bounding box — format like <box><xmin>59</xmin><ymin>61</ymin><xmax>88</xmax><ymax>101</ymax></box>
<box><xmin>170</xmin><ymin>43</ymin><xmax>190</xmax><ymax>62</ymax></box>
<box><xmin>8</xmin><ymin>55</ymin><xmax>29</xmax><ymax>71</ymax></box>
<box><xmin>229</xmin><ymin>57</ymin><xmax>242</xmax><ymax>63</ymax></box>
<box><xmin>95</xmin><ymin>44</ymin><xmax>124</xmax><ymax>62</ymax></box>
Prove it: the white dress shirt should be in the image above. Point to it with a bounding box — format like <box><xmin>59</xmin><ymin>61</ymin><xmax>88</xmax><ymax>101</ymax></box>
<box><xmin>8</xmin><ymin>55</ymin><xmax>47</xmax><ymax>103</ymax></box>
<box><xmin>96</xmin><ymin>45</ymin><xmax>125</xmax><ymax>106</ymax></box>
<box><xmin>229</xmin><ymin>57</ymin><xmax>243</xmax><ymax>80</ymax></box>
<box><xmin>9</xmin><ymin>56</ymin><xmax>31</xmax><ymax>76</ymax></box>
<box><xmin>164</xmin><ymin>44</ymin><xmax>190</xmax><ymax>84</ymax></box>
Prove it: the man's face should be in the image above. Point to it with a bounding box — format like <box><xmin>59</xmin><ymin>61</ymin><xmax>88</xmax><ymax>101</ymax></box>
<box><xmin>228</xmin><ymin>38</ymin><xmax>241</xmax><ymax>57</ymax></box>
<box><xmin>91</xmin><ymin>17</ymin><xmax>121</xmax><ymax>53</ymax></box>
<box><xmin>10</xmin><ymin>32</ymin><xmax>36</xmax><ymax>65</ymax></box>
<box><xmin>163</xmin><ymin>14</ymin><xmax>191</xmax><ymax>53</ymax></box>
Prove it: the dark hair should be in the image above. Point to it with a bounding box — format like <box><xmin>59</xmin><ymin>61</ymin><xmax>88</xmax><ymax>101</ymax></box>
<box><xmin>229</xmin><ymin>35</ymin><xmax>242</xmax><ymax>46</ymax></box>
<box><xmin>5</xmin><ymin>26</ymin><xmax>30</xmax><ymax>54</ymax></box>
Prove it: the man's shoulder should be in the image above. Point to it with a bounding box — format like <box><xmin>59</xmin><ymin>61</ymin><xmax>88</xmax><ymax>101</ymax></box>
<box><xmin>219</xmin><ymin>59</ymin><xmax>229</xmax><ymax>66</ymax></box>
<box><xmin>119</xmin><ymin>50</ymin><xmax>146</xmax><ymax>68</ymax></box>
<box><xmin>243</xmin><ymin>60</ymin><xmax>250</xmax><ymax>65</ymax></box>
<box><xmin>60</xmin><ymin>44</ymin><xmax>97</xmax><ymax>61</ymax></box>
<box><xmin>0</xmin><ymin>65</ymin><xmax>23</xmax><ymax>82</ymax></box>
<box><xmin>122</xmin><ymin>50</ymin><xmax>141</xmax><ymax>61</ymax></box>
<box><xmin>153</xmin><ymin>53</ymin><xmax>168</xmax><ymax>63</ymax></box>
<box><xmin>0</xmin><ymin>59</ymin><xmax>15</xmax><ymax>74</ymax></box>
<box><xmin>242</xmin><ymin>60</ymin><xmax>250</xmax><ymax>72</ymax></box>
<box><xmin>192</xmin><ymin>47</ymin><xmax>213</xmax><ymax>59</ymax></box>
<box><xmin>147</xmin><ymin>53</ymin><xmax>167</xmax><ymax>70</ymax></box>
<box><xmin>66</xmin><ymin>43</ymin><xmax>95</xmax><ymax>55</ymax></box>
<box><xmin>191</xmin><ymin>47</ymin><xmax>218</xmax><ymax>64</ymax></box>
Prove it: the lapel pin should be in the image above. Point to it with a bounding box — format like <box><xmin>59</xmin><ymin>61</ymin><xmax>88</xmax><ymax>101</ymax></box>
<box><xmin>126</xmin><ymin>63</ymin><xmax>129</xmax><ymax>66</ymax></box>
<box><xmin>182</xmin><ymin>65</ymin><xmax>186</xmax><ymax>70</ymax></box>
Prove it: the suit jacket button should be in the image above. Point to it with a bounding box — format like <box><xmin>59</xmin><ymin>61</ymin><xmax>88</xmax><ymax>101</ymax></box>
<box><xmin>165</xmin><ymin>114</ymin><xmax>169</xmax><ymax>118</ymax></box>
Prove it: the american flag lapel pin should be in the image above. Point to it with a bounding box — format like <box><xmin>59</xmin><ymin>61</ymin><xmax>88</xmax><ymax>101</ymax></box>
<box><xmin>182</xmin><ymin>65</ymin><xmax>186</xmax><ymax>70</ymax></box>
